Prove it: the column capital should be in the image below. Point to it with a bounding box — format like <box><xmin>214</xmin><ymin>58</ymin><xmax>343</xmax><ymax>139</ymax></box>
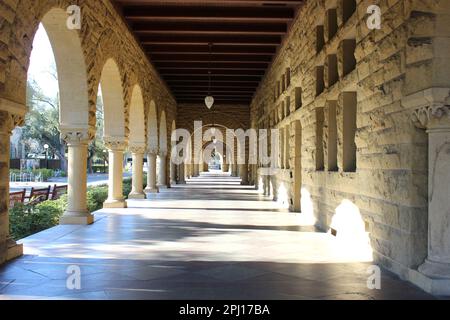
<box><xmin>147</xmin><ymin>148</ymin><xmax>159</xmax><ymax>156</ymax></box>
<box><xmin>412</xmin><ymin>104</ymin><xmax>450</xmax><ymax>131</ymax></box>
<box><xmin>0</xmin><ymin>110</ymin><xmax>25</xmax><ymax>135</ymax></box>
<box><xmin>60</xmin><ymin>127</ymin><xmax>94</xmax><ymax>145</ymax></box>
<box><xmin>129</xmin><ymin>143</ymin><xmax>146</xmax><ymax>154</ymax></box>
<box><xmin>159</xmin><ymin>150</ymin><xmax>168</xmax><ymax>157</ymax></box>
<box><xmin>104</xmin><ymin>136</ymin><xmax>127</xmax><ymax>151</ymax></box>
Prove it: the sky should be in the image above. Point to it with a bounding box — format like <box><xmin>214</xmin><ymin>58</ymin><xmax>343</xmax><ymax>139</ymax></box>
<box><xmin>28</xmin><ymin>23</ymin><xmax>59</xmax><ymax>99</ymax></box>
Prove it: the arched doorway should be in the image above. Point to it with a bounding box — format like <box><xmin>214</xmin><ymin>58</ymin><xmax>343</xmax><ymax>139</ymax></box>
<box><xmin>99</xmin><ymin>58</ymin><xmax>127</xmax><ymax>208</ymax></box>
<box><xmin>127</xmin><ymin>85</ymin><xmax>146</xmax><ymax>199</ymax></box>
<box><xmin>145</xmin><ymin>100</ymin><xmax>159</xmax><ymax>193</ymax></box>
<box><xmin>157</xmin><ymin>110</ymin><xmax>168</xmax><ymax>188</ymax></box>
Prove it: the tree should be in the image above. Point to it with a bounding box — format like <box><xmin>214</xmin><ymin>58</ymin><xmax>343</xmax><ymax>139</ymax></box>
<box><xmin>87</xmin><ymin>92</ymin><xmax>107</xmax><ymax>173</ymax></box>
<box><xmin>23</xmin><ymin>78</ymin><xmax>68</xmax><ymax>172</ymax></box>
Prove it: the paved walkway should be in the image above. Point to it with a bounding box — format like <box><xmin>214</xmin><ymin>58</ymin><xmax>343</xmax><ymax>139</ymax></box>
<box><xmin>0</xmin><ymin>172</ymin><xmax>435</xmax><ymax>299</ymax></box>
<box><xmin>9</xmin><ymin>172</ymin><xmax>132</xmax><ymax>193</ymax></box>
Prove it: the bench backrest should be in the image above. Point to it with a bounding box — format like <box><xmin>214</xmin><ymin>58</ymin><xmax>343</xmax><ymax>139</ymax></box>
<box><xmin>52</xmin><ymin>184</ymin><xmax>68</xmax><ymax>200</ymax></box>
<box><xmin>9</xmin><ymin>189</ymin><xmax>26</xmax><ymax>207</ymax></box>
<box><xmin>28</xmin><ymin>186</ymin><xmax>51</xmax><ymax>203</ymax></box>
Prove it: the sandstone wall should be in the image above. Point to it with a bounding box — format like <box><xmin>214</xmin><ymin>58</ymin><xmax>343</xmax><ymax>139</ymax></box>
<box><xmin>250</xmin><ymin>0</ymin><xmax>450</xmax><ymax>278</ymax></box>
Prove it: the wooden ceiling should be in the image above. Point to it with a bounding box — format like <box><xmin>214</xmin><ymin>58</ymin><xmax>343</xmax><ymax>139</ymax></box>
<box><xmin>113</xmin><ymin>0</ymin><xmax>304</xmax><ymax>104</ymax></box>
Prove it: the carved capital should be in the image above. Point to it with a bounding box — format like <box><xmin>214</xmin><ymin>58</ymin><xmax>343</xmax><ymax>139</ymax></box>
<box><xmin>104</xmin><ymin>136</ymin><xmax>127</xmax><ymax>151</ymax></box>
<box><xmin>147</xmin><ymin>148</ymin><xmax>159</xmax><ymax>156</ymax></box>
<box><xmin>60</xmin><ymin>128</ymin><xmax>94</xmax><ymax>146</ymax></box>
<box><xmin>412</xmin><ymin>104</ymin><xmax>450</xmax><ymax>131</ymax></box>
<box><xmin>159</xmin><ymin>150</ymin><xmax>168</xmax><ymax>157</ymax></box>
<box><xmin>129</xmin><ymin>143</ymin><xmax>146</xmax><ymax>154</ymax></box>
<box><xmin>0</xmin><ymin>111</ymin><xmax>25</xmax><ymax>135</ymax></box>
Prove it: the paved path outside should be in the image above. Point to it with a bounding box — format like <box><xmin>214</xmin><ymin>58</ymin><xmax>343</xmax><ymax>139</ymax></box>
<box><xmin>9</xmin><ymin>172</ymin><xmax>132</xmax><ymax>192</ymax></box>
<box><xmin>0</xmin><ymin>172</ymin><xmax>437</xmax><ymax>300</ymax></box>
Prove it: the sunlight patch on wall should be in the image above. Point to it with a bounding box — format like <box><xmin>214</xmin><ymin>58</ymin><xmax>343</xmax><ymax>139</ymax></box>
<box><xmin>297</xmin><ymin>188</ymin><xmax>316</xmax><ymax>226</ymax></box>
<box><xmin>277</xmin><ymin>183</ymin><xmax>290</xmax><ymax>209</ymax></box>
<box><xmin>329</xmin><ymin>199</ymin><xmax>373</xmax><ymax>262</ymax></box>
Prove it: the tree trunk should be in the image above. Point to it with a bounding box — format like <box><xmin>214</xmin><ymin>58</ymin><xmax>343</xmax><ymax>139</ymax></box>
<box><xmin>59</xmin><ymin>142</ymin><xmax>68</xmax><ymax>172</ymax></box>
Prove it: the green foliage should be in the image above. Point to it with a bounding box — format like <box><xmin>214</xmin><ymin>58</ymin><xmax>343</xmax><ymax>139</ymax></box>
<box><xmin>87</xmin><ymin>185</ymin><xmax>108</xmax><ymax>212</ymax></box>
<box><xmin>9</xmin><ymin>184</ymin><xmax>110</xmax><ymax>241</ymax></box>
<box><xmin>9</xmin><ymin>202</ymin><xmax>63</xmax><ymax>240</ymax></box>
<box><xmin>123</xmin><ymin>178</ymin><xmax>132</xmax><ymax>198</ymax></box>
<box><xmin>10</xmin><ymin>168</ymin><xmax>55</xmax><ymax>181</ymax></box>
<box><xmin>91</xmin><ymin>165</ymin><xmax>108</xmax><ymax>173</ymax></box>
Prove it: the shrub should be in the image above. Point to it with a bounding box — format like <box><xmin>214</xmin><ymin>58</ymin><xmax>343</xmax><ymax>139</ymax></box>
<box><xmin>123</xmin><ymin>178</ymin><xmax>132</xmax><ymax>198</ymax></box>
<box><xmin>9</xmin><ymin>201</ymin><xmax>64</xmax><ymax>240</ymax></box>
<box><xmin>87</xmin><ymin>185</ymin><xmax>108</xmax><ymax>212</ymax></box>
<box><xmin>9</xmin><ymin>178</ymin><xmax>132</xmax><ymax>240</ymax></box>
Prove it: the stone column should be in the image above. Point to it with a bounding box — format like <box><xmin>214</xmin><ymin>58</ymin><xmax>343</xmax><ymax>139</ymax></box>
<box><xmin>59</xmin><ymin>128</ymin><xmax>95</xmax><ymax>224</ymax></box>
<box><xmin>231</xmin><ymin>164</ymin><xmax>238</xmax><ymax>177</ymax></box>
<box><xmin>178</xmin><ymin>163</ymin><xmax>186</xmax><ymax>184</ymax></box>
<box><xmin>128</xmin><ymin>144</ymin><xmax>146</xmax><ymax>199</ymax></box>
<box><xmin>193</xmin><ymin>163</ymin><xmax>200</xmax><ymax>177</ymax></box>
<box><xmin>264</xmin><ymin>175</ymin><xmax>271</xmax><ymax>196</ymax></box>
<box><xmin>240</xmin><ymin>164</ymin><xmax>249</xmax><ymax>185</ymax></box>
<box><xmin>145</xmin><ymin>150</ymin><xmax>159</xmax><ymax>193</ymax></box>
<box><xmin>413</xmin><ymin>104</ymin><xmax>450</xmax><ymax>281</ymax></box>
<box><xmin>158</xmin><ymin>152</ymin><xmax>168</xmax><ymax>188</ymax></box>
<box><xmin>104</xmin><ymin>138</ymin><xmax>127</xmax><ymax>208</ymax></box>
<box><xmin>0</xmin><ymin>110</ymin><xmax>24</xmax><ymax>263</ymax></box>
<box><xmin>170</xmin><ymin>161</ymin><xmax>176</xmax><ymax>186</ymax></box>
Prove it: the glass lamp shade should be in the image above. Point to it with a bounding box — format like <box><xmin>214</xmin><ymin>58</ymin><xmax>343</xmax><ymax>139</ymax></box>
<box><xmin>205</xmin><ymin>96</ymin><xmax>214</xmax><ymax>109</ymax></box>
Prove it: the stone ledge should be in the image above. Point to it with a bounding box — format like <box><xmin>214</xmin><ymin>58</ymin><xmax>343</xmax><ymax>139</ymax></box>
<box><xmin>103</xmin><ymin>199</ymin><xmax>127</xmax><ymax>208</ymax></box>
<box><xmin>408</xmin><ymin>269</ymin><xmax>450</xmax><ymax>296</ymax></box>
<box><xmin>6</xmin><ymin>242</ymin><xmax>23</xmax><ymax>261</ymax></box>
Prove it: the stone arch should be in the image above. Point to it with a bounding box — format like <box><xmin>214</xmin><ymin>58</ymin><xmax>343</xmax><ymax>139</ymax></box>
<box><xmin>40</xmin><ymin>8</ymin><xmax>90</xmax><ymax>130</ymax></box>
<box><xmin>148</xmin><ymin>100</ymin><xmax>159</xmax><ymax>152</ymax></box>
<box><xmin>128</xmin><ymin>85</ymin><xmax>146</xmax><ymax>146</ymax></box>
<box><xmin>100</xmin><ymin>58</ymin><xmax>126</xmax><ymax>140</ymax></box>
<box><xmin>159</xmin><ymin>110</ymin><xmax>168</xmax><ymax>153</ymax></box>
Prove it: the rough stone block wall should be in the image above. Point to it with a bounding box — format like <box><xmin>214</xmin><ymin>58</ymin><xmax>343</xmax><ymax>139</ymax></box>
<box><xmin>251</xmin><ymin>0</ymin><xmax>449</xmax><ymax>279</ymax></box>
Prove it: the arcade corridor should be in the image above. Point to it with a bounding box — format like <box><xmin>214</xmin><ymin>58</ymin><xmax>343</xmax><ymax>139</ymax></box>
<box><xmin>0</xmin><ymin>173</ymin><xmax>433</xmax><ymax>300</ymax></box>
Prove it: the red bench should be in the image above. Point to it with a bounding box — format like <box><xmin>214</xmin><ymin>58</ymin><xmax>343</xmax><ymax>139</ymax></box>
<box><xmin>9</xmin><ymin>189</ymin><xmax>26</xmax><ymax>208</ymax></box>
<box><xmin>51</xmin><ymin>184</ymin><xmax>68</xmax><ymax>200</ymax></box>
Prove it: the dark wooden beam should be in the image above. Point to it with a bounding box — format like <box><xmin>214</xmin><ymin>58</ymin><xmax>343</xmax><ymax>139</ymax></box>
<box><xmin>164</xmin><ymin>75</ymin><xmax>262</xmax><ymax>82</ymax></box>
<box><xmin>140</xmin><ymin>34</ymin><xmax>282</xmax><ymax>46</ymax></box>
<box><xmin>155</xmin><ymin>62</ymin><xmax>268</xmax><ymax>70</ymax></box>
<box><xmin>173</xmin><ymin>88</ymin><xmax>256</xmax><ymax>93</ymax></box>
<box><xmin>150</xmin><ymin>54</ymin><xmax>273</xmax><ymax>63</ymax></box>
<box><xmin>123</xmin><ymin>5</ymin><xmax>295</xmax><ymax>23</ymax></box>
<box><xmin>132</xmin><ymin>21</ymin><xmax>287</xmax><ymax>36</ymax></box>
<box><xmin>144</xmin><ymin>44</ymin><xmax>277</xmax><ymax>55</ymax></box>
<box><xmin>117</xmin><ymin>0</ymin><xmax>303</xmax><ymax>5</ymax></box>
<box><xmin>169</xmin><ymin>82</ymin><xmax>259</xmax><ymax>89</ymax></box>
<box><xmin>159</xmin><ymin>69</ymin><xmax>265</xmax><ymax>76</ymax></box>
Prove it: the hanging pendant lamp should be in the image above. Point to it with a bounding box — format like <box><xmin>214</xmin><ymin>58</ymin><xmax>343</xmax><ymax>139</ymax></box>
<box><xmin>205</xmin><ymin>43</ymin><xmax>214</xmax><ymax>109</ymax></box>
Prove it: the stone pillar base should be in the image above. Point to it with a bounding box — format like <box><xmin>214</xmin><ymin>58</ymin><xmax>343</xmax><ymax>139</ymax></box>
<box><xmin>103</xmin><ymin>199</ymin><xmax>127</xmax><ymax>208</ymax></box>
<box><xmin>128</xmin><ymin>192</ymin><xmax>146</xmax><ymax>199</ymax></box>
<box><xmin>157</xmin><ymin>184</ymin><xmax>168</xmax><ymax>189</ymax></box>
<box><xmin>418</xmin><ymin>259</ymin><xmax>450</xmax><ymax>280</ymax></box>
<box><xmin>145</xmin><ymin>187</ymin><xmax>159</xmax><ymax>194</ymax></box>
<box><xmin>7</xmin><ymin>241</ymin><xmax>23</xmax><ymax>261</ymax></box>
<box><xmin>408</xmin><ymin>266</ymin><xmax>450</xmax><ymax>296</ymax></box>
<box><xmin>60</xmin><ymin>211</ymin><xmax>94</xmax><ymax>225</ymax></box>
